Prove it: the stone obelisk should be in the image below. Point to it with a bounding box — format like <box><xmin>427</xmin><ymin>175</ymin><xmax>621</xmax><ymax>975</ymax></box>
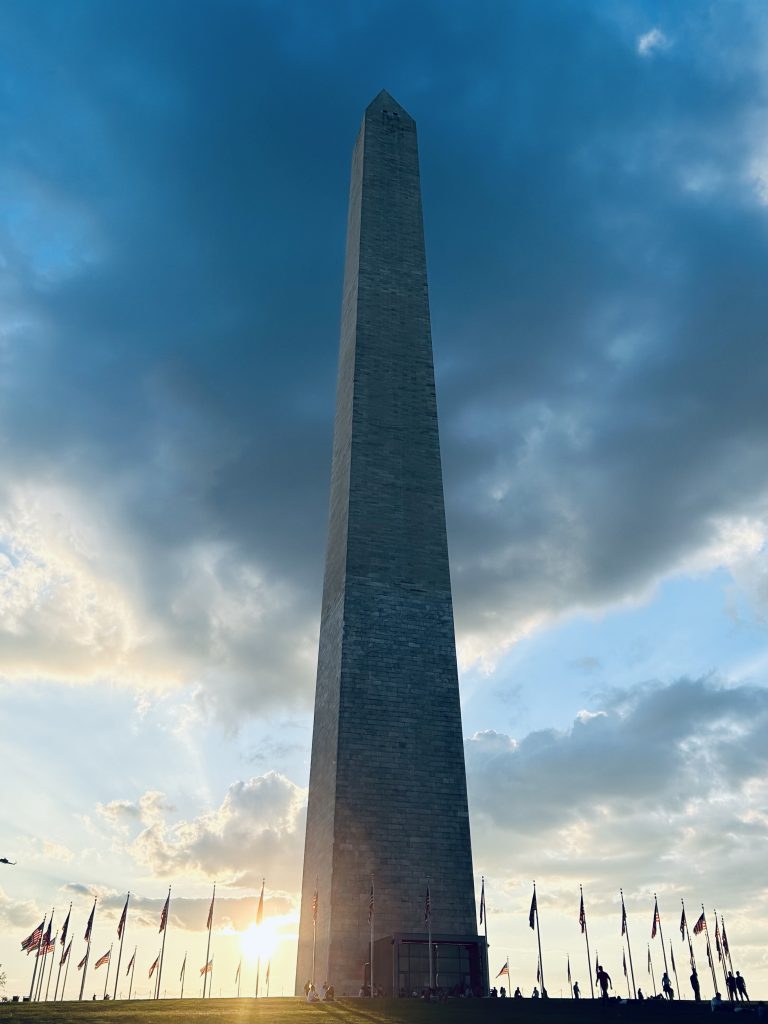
<box><xmin>296</xmin><ymin>91</ymin><xmax>480</xmax><ymax>997</ymax></box>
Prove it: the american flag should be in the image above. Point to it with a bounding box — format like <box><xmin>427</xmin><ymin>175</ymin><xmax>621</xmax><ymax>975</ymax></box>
<box><xmin>715</xmin><ymin>919</ymin><xmax>723</xmax><ymax>961</ymax></box>
<box><xmin>567</xmin><ymin>956</ymin><xmax>572</xmax><ymax>985</ymax></box>
<box><xmin>149</xmin><ymin>955</ymin><xmax>160</xmax><ymax>978</ymax></box>
<box><xmin>256</xmin><ymin>880</ymin><xmax>264</xmax><ymax>926</ymax></box>
<box><xmin>670</xmin><ymin>943</ymin><xmax>676</xmax><ymax>973</ymax></box>
<box><xmin>235</xmin><ymin>960</ymin><xmax>241</xmax><ymax>982</ymax></box>
<box><xmin>621</xmin><ymin>898</ymin><xmax>627</xmax><ymax>937</ymax></box>
<box><xmin>424</xmin><ymin>885</ymin><xmax>431</xmax><ymax>925</ymax></box>
<box><xmin>21</xmin><ymin>921</ymin><xmax>44</xmax><ymax>953</ymax></box>
<box><xmin>693</xmin><ymin>912</ymin><xmax>706</xmax><ymax>936</ymax></box>
<box><xmin>77</xmin><ymin>953</ymin><xmax>88</xmax><ymax>971</ymax></box>
<box><xmin>84</xmin><ymin>902</ymin><xmax>95</xmax><ymax>942</ymax></box>
<box><xmin>579</xmin><ymin>893</ymin><xmax>586</xmax><ymax>934</ymax></box>
<box><xmin>536</xmin><ymin>961</ymin><xmax>541</xmax><ymax>983</ymax></box>
<box><xmin>721</xmin><ymin>920</ymin><xmax>730</xmax><ymax>957</ymax></box>
<box><xmin>496</xmin><ymin>961</ymin><xmax>509</xmax><ymax>978</ymax></box>
<box><xmin>126</xmin><ymin>950</ymin><xmax>135</xmax><ymax>976</ymax></box>
<box><xmin>95</xmin><ymin>950</ymin><xmax>110</xmax><ymax>969</ymax></box>
<box><xmin>651</xmin><ymin>898</ymin><xmax>660</xmax><ymax>939</ymax></box>
<box><xmin>528</xmin><ymin>888</ymin><xmax>537</xmax><ymax>930</ymax></box>
<box><xmin>623</xmin><ymin>950</ymin><xmax>628</xmax><ymax>977</ymax></box>
<box><xmin>180</xmin><ymin>954</ymin><xmax>186</xmax><ymax>982</ymax></box>
<box><xmin>680</xmin><ymin>907</ymin><xmax>687</xmax><ymax>939</ymax></box>
<box><xmin>479</xmin><ymin>877</ymin><xmax>485</xmax><ymax>926</ymax></box>
<box><xmin>206</xmin><ymin>889</ymin><xmax>215</xmax><ymax>931</ymax></box>
<box><xmin>368</xmin><ymin>881</ymin><xmax>374</xmax><ymax>925</ymax></box>
<box><xmin>60</xmin><ymin>907</ymin><xmax>71</xmax><ymax>947</ymax></box>
<box><xmin>159</xmin><ymin>892</ymin><xmax>170</xmax><ymax>933</ymax></box>
<box><xmin>312</xmin><ymin>888</ymin><xmax>318</xmax><ymax>924</ymax></box>
<box><xmin>61</xmin><ymin>940</ymin><xmax>72</xmax><ymax>967</ymax></box>
<box><xmin>199</xmin><ymin>959</ymin><xmax>212</xmax><ymax>976</ymax></box>
<box><xmin>117</xmin><ymin>894</ymin><xmax>129</xmax><ymax>939</ymax></box>
<box><xmin>647</xmin><ymin>947</ymin><xmax>652</xmax><ymax>973</ymax></box>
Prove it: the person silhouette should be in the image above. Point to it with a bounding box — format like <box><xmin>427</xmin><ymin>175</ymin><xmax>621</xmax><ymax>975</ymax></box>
<box><xmin>573</xmin><ymin>981</ymin><xmax>581</xmax><ymax>999</ymax></box>
<box><xmin>726</xmin><ymin>972</ymin><xmax>736</xmax><ymax>1001</ymax></box>
<box><xmin>637</xmin><ymin>988</ymin><xmax>645</xmax><ymax>1001</ymax></box>
<box><xmin>596</xmin><ymin>965</ymin><xmax>612</xmax><ymax>999</ymax></box>
<box><xmin>736</xmin><ymin>972</ymin><xmax>749</xmax><ymax>1003</ymax></box>
<box><xmin>662</xmin><ymin>972</ymin><xmax>674</xmax><ymax>1000</ymax></box>
<box><xmin>690</xmin><ymin>968</ymin><xmax>701</xmax><ymax>1001</ymax></box>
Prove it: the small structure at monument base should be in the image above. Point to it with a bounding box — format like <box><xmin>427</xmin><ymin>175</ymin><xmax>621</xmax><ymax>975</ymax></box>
<box><xmin>369</xmin><ymin>933</ymin><xmax>488</xmax><ymax>999</ymax></box>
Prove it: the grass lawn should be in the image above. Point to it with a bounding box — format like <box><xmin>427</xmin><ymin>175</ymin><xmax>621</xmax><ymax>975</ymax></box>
<box><xmin>0</xmin><ymin>997</ymin><xmax>722</xmax><ymax>1024</ymax></box>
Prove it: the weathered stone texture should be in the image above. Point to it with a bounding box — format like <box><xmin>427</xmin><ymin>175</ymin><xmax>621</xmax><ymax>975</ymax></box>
<box><xmin>295</xmin><ymin>91</ymin><xmax>477</xmax><ymax>996</ymax></box>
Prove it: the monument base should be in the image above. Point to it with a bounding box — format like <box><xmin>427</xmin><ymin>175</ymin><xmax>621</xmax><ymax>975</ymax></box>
<box><xmin>368</xmin><ymin>933</ymin><xmax>488</xmax><ymax>998</ymax></box>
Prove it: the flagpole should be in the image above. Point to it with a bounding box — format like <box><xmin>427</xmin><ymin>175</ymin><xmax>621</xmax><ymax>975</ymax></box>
<box><xmin>648</xmin><ymin>944</ymin><xmax>656</xmax><ymax>996</ymax></box>
<box><xmin>713</xmin><ymin>910</ymin><xmax>729</xmax><ymax>996</ymax></box>
<box><xmin>567</xmin><ymin>955</ymin><xmax>572</xmax><ymax>998</ymax></box>
<box><xmin>256</xmin><ymin>957</ymin><xmax>261</xmax><ymax>999</ymax></box>
<box><xmin>370</xmin><ymin>875</ymin><xmax>375</xmax><ymax>999</ymax></box>
<box><xmin>670</xmin><ymin>939</ymin><xmax>681</xmax><ymax>1000</ymax></box>
<box><xmin>237</xmin><ymin>959</ymin><xmax>241</xmax><ymax>998</ymax></box>
<box><xmin>103</xmin><ymin>944</ymin><xmax>113</xmax><ymax>999</ymax></box>
<box><xmin>79</xmin><ymin>899</ymin><xmax>96</xmax><ymax>1001</ymax></box>
<box><xmin>62</xmin><ymin>942</ymin><xmax>72</xmax><ymax>1000</ymax></box>
<box><xmin>29</xmin><ymin>914</ymin><xmax>46</xmax><ymax>1002</ymax></box>
<box><xmin>481</xmin><ymin>877</ymin><xmax>489</xmax><ymax>997</ymax></box>
<box><xmin>721</xmin><ymin>915</ymin><xmax>736</xmax><ymax>976</ymax></box>
<box><xmin>114</xmin><ymin>892</ymin><xmax>129</xmax><ymax>1000</ymax></box>
<box><xmin>45</xmin><ymin>933</ymin><xmax>58</xmax><ymax>1000</ymax></box>
<box><xmin>312</xmin><ymin>874</ymin><xmax>318</xmax><ymax>990</ymax></box>
<box><xmin>203</xmin><ymin>882</ymin><xmax>215</xmax><ymax>999</ymax></box>
<box><xmin>579</xmin><ymin>885</ymin><xmax>594</xmax><ymax>999</ymax></box>
<box><xmin>624</xmin><ymin>948</ymin><xmax>630</xmax><ymax>998</ymax></box>
<box><xmin>621</xmin><ymin>890</ymin><xmax>637</xmax><ymax>999</ymax></box>
<box><xmin>266</xmin><ymin>961</ymin><xmax>271</xmax><ymax>997</ymax></box>
<box><xmin>427</xmin><ymin>882</ymin><xmax>433</xmax><ymax>992</ymax></box>
<box><xmin>128</xmin><ymin>947</ymin><xmax>136</xmax><ymax>1000</ymax></box>
<box><xmin>180</xmin><ymin>953</ymin><xmax>186</xmax><ymax>999</ymax></box>
<box><xmin>682</xmin><ymin>899</ymin><xmax>697</xmax><ymax>974</ymax></box>
<box><xmin>156</xmin><ymin>887</ymin><xmax>171</xmax><ymax>999</ymax></box>
<box><xmin>654</xmin><ymin>895</ymin><xmax>670</xmax><ymax>979</ymax></box>
<box><xmin>701</xmin><ymin>906</ymin><xmax>718</xmax><ymax>996</ymax></box>
<box><xmin>54</xmin><ymin>904</ymin><xmax>71</xmax><ymax>1001</ymax></box>
<box><xmin>36</xmin><ymin>912</ymin><xmax>54</xmax><ymax>1002</ymax></box>
<box><xmin>533</xmin><ymin>882</ymin><xmax>545</xmax><ymax>996</ymax></box>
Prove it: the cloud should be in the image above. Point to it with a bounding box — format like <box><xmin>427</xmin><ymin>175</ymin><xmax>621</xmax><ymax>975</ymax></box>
<box><xmin>100</xmin><ymin>773</ymin><xmax>306</xmax><ymax>890</ymax></box>
<box><xmin>637</xmin><ymin>27</ymin><xmax>670</xmax><ymax>56</ymax></box>
<box><xmin>0</xmin><ymin>887</ymin><xmax>39</xmax><ymax>930</ymax></box>
<box><xmin>466</xmin><ymin>677</ymin><xmax>768</xmax><ymax>907</ymax></box>
<box><xmin>0</xmin><ymin>0</ymin><xmax>767</xmax><ymax>711</ymax></box>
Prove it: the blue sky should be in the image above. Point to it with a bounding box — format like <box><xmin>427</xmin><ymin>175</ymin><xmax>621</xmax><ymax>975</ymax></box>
<box><xmin>2</xmin><ymin>0</ymin><xmax>768</xmax><ymax>1001</ymax></box>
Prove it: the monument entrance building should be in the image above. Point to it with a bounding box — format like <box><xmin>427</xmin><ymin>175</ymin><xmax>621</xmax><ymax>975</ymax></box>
<box><xmin>295</xmin><ymin>91</ymin><xmax>486</xmax><ymax>998</ymax></box>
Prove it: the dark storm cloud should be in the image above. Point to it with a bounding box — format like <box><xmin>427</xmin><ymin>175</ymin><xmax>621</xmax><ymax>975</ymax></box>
<box><xmin>2</xmin><ymin>1</ymin><xmax>768</xmax><ymax>708</ymax></box>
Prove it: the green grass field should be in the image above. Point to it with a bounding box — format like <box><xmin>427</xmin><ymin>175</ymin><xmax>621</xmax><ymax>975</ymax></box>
<box><xmin>0</xmin><ymin>997</ymin><xmax>723</xmax><ymax>1024</ymax></box>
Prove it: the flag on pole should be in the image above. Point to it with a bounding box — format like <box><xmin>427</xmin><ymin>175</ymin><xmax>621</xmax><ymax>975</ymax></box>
<box><xmin>621</xmin><ymin>899</ymin><xmax>627</xmax><ymax>936</ymax></box>
<box><xmin>149</xmin><ymin>955</ymin><xmax>160</xmax><ymax>978</ymax></box>
<box><xmin>671</xmin><ymin>943</ymin><xmax>676</xmax><ymax>973</ymax></box>
<box><xmin>235</xmin><ymin>960</ymin><xmax>241</xmax><ymax>982</ymax></box>
<box><xmin>180</xmin><ymin>954</ymin><xmax>187</xmax><ymax>981</ymax></box>
<box><xmin>707</xmin><ymin>942</ymin><xmax>713</xmax><ymax>970</ymax></box>
<box><xmin>84</xmin><ymin>903</ymin><xmax>95</xmax><ymax>942</ymax></box>
<box><xmin>651</xmin><ymin>898</ymin><xmax>660</xmax><ymax>939</ymax></box>
<box><xmin>496</xmin><ymin>962</ymin><xmax>509</xmax><ymax>979</ymax></box>
<box><xmin>680</xmin><ymin>907</ymin><xmax>687</xmax><ymax>940</ymax></box>
<box><xmin>567</xmin><ymin>956</ymin><xmax>572</xmax><ymax>985</ymax></box>
<box><xmin>579</xmin><ymin>893</ymin><xmax>586</xmax><ymax>934</ymax></box>
<box><xmin>61</xmin><ymin>907</ymin><xmax>71</xmax><ymax>947</ymax></box>
<box><xmin>479</xmin><ymin>877</ymin><xmax>485</xmax><ymax>926</ymax></box>
<box><xmin>78</xmin><ymin>953</ymin><xmax>88</xmax><ymax>971</ymax></box>
<box><xmin>95</xmin><ymin>950</ymin><xmax>110</xmax><ymax>969</ymax></box>
<box><xmin>536</xmin><ymin>961</ymin><xmax>541</xmax><ymax>983</ymax></box>
<box><xmin>424</xmin><ymin>885</ymin><xmax>431</xmax><ymax>924</ymax></box>
<box><xmin>21</xmin><ymin>921</ymin><xmax>44</xmax><ymax>953</ymax></box>
<box><xmin>159</xmin><ymin>893</ymin><xmax>170</xmax><ymax>933</ymax></box>
<box><xmin>256</xmin><ymin>880</ymin><xmax>264</xmax><ymax>926</ymax></box>
<box><xmin>38</xmin><ymin>935</ymin><xmax>56</xmax><ymax>956</ymax></box>
<box><xmin>368</xmin><ymin>881</ymin><xmax>374</xmax><ymax>925</ymax></box>
<box><xmin>200</xmin><ymin>960</ymin><xmax>212</xmax><ymax>976</ymax></box>
<box><xmin>118</xmin><ymin>895</ymin><xmax>129</xmax><ymax>939</ymax></box>
<box><xmin>721</xmin><ymin>921</ymin><xmax>730</xmax><ymax>957</ymax></box>
<box><xmin>312</xmin><ymin>887</ymin><xmax>318</xmax><ymax>924</ymax></box>
<box><xmin>693</xmin><ymin>912</ymin><xmax>706</xmax><ymax>936</ymax></box>
<box><xmin>266</xmin><ymin>961</ymin><xmax>270</xmax><ymax>986</ymax></box>
<box><xmin>623</xmin><ymin>950</ymin><xmax>628</xmax><ymax>978</ymax></box>
<box><xmin>43</xmin><ymin>917</ymin><xmax>53</xmax><ymax>947</ymax></box>
<box><xmin>126</xmin><ymin>951</ymin><xmax>135</xmax><ymax>976</ymax></box>
<box><xmin>61</xmin><ymin>940</ymin><xmax>72</xmax><ymax>966</ymax></box>
<box><xmin>647</xmin><ymin>948</ymin><xmax>652</xmax><ymax>973</ymax></box>
<box><xmin>529</xmin><ymin>889</ymin><xmax>537</xmax><ymax>930</ymax></box>
<box><xmin>715</xmin><ymin>919</ymin><xmax>723</xmax><ymax>961</ymax></box>
<box><xmin>206</xmin><ymin>894</ymin><xmax>214</xmax><ymax>930</ymax></box>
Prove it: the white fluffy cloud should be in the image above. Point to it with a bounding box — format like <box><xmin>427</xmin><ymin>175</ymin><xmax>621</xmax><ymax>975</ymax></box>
<box><xmin>99</xmin><ymin>773</ymin><xmax>306</xmax><ymax>890</ymax></box>
<box><xmin>637</xmin><ymin>27</ymin><xmax>670</xmax><ymax>56</ymax></box>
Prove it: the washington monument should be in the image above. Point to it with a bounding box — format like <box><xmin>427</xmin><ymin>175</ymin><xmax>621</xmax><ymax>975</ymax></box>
<box><xmin>296</xmin><ymin>91</ymin><xmax>484</xmax><ymax>997</ymax></box>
